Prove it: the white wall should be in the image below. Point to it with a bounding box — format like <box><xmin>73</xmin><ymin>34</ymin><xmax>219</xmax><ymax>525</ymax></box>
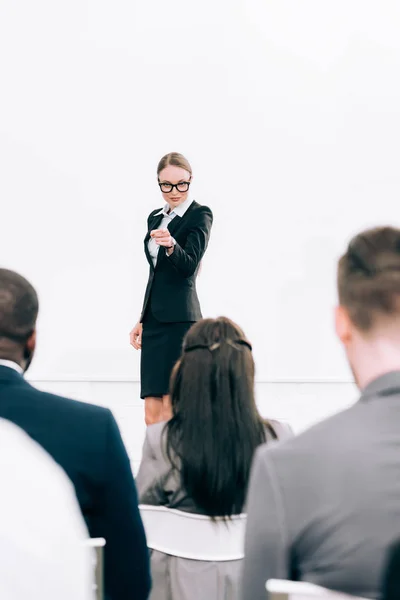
<box><xmin>29</xmin><ymin>379</ymin><xmax>359</xmax><ymax>470</ymax></box>
<box><xmin>1</xmin><ymin>1</ymin><xmax>400</xmax><ymax>447</ymax></box>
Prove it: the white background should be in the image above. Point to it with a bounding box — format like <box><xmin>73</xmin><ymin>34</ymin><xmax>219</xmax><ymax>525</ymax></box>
<box><xmin>1</xmin><ymin>1</ymin><xmax>400</xmax><ymax>404</ymax></box>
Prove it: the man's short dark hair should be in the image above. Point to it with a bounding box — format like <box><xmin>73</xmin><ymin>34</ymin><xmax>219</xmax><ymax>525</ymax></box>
<box><xmin>337</xmin><ymin>226</ymin><xmax>400</xmax><ymax>331</ymax></box>
<box><xmin>0</xmin><ymin>268</ymin><xmax>39</xmax><ymax>344</ymax></box>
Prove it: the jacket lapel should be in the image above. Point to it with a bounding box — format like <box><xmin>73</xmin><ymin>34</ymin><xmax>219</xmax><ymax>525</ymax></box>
<box><xmin>145</xmin><ymin>201</ymin><xmax>198</xmax><ymax>270</ymax></box>
<box><xmin>166</xmin><ymin>214</ymin><xmax>182</xmax><ymax>238</ymax></box>
<box><xmin>167</xmin><ymin>200</ymin><xmax>197</xmax><ymax>237</ymax></box>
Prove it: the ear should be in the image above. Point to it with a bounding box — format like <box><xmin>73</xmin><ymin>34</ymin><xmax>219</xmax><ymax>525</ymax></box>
<box><xmin>26</xmin><ymin>329</ymin><xmax>37</xmax><ymax>353</ymax></box>
<box><xmin>335</xmin><ymin>305</ymin><xmax>352</xmax><ymax>346</ymax></box>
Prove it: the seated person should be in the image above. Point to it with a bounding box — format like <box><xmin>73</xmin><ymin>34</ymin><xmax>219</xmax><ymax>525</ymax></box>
<box><xmin>136</xmin><ymin>316</ymin><xmax>293</xmax><ymax>600</ymax></box>
<box><xmin>0</xmin><ymin>417</ymin><xmax>93</xmax><ymax>600</ymax></box>
<box><xmin>241</xmin><ymin>226</ymin><xmax>400</xmax><ymax>600</ymax></box>
<box><xmin>0</xmin><ymin>267</ymin><xmax>151</xmax><ymax>600</ymax></box>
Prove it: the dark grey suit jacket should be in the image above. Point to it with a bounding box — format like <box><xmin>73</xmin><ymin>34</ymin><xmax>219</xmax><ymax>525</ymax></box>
<box><xmin>241</xmin><ymin>371</ymin><xmax>400</xmax><ymax>600</ymax></box>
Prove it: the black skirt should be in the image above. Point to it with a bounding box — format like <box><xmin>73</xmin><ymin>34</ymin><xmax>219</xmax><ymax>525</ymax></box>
<box><xmin>140</xmin><ymin>308</ymin><xmax>194</xmax><ymax>399</ymax></box>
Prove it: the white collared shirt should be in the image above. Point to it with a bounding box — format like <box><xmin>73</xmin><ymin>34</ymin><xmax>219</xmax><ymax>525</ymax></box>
<box><xmin>148</xmin><ymin>197</ymin><xmax>194</xmax><ymax>267</ymax></box>
<box><xmin>0</xmin><ymin>418</ymin><xmax>94</xmax><ymax>600</ymax></box>
<box><xmin>0</xmin><ymin>359</ymin><xmax>23</xmax><ymax>374</ymax></box>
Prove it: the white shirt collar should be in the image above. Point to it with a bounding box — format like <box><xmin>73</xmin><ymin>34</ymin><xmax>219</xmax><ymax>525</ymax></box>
<box><xmin>154</xmin><ymin>196</ymin><xmax>194</xmax><ymax>218</ymax></box>
<box><xmin>0</xmin><ymin>359</ymin><xmax>24</xmax><ymax>374</ymax></box>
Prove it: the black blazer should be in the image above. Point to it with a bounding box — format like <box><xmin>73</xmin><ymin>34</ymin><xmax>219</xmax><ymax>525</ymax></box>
<box><xmin>0</xmin><ymin>366</ymin><xmax>151</xmax><ymax>600</ymax></box>
<box><xmin>140</xmin><ymin>200</ymin><xmax>213</xmax><ymax>323</ymax></box>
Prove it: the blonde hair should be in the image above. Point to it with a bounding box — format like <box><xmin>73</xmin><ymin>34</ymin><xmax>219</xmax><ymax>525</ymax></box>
<box><xmin>157</xmin><ymin>152</ymin><xmax>192</xmax><ymax>177</ymax></box>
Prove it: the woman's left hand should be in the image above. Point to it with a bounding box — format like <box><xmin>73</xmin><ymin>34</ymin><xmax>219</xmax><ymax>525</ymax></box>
<box><xmin>150</xmin><ymin>228</ymin><xmax>173</xmax><ymax>247</ymax></box>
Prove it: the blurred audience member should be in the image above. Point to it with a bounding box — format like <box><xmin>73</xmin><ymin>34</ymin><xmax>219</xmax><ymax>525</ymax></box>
<box><xmin>241</xmin><ymin>226</ymin><xmax>400</xmax><ymax>600</ymax></box>
<box><xmin>0</xmin><ymin>417</ymin><xmax>93</xmax><ymax>600</ymax></box>
<box><xmin>136</xmin><ymin>316</ymin><xmax>292</xmax><ymax>600</ymax></box>
<box><xmin>0</xmin><ymin>268</ymin><xmax>151</xmax><ymax>600</ymax></box>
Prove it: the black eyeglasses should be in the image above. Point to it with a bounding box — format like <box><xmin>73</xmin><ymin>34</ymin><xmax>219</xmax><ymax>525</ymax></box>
<box><xmin>158</xmin><ymin>181</ymin><xmax>191</xmax><ymax>193</ymax></box>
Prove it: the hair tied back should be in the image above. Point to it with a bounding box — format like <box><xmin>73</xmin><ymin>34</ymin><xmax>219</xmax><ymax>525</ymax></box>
<box><xmin>226</xmin><ymin>339</ymin><xmax>252</xmax><ymax>351</ymax></box>
<box><xmin>184</xmin><ymin>339</ymin><xmax>252</xmax><ymax>353</ymax></box>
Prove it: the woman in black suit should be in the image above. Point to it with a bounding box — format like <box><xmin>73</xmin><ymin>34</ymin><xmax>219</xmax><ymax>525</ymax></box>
<box><xmin>130</xmin><ymin>152</ymin><xmax>213</xmax><ymax>425</ymax></box>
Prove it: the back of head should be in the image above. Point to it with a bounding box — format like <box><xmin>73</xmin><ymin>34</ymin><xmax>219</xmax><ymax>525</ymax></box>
<box><xmin>337</xmin><ymin>226</ymin><xmax>400</xmax><ymax>332</ymax></box>
<box><xmin>166</xmin><ymin>317</ymin><xmax>266</xmax><ymax>518</ymax></box>
<box><xmin>0</xmin><ymin>268</ymin><xmax>38</xmax><ymax>359</ymax></box>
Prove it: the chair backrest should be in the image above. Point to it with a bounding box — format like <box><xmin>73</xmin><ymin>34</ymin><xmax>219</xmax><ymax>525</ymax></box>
<box><xmin>139</xmin><ymin>504</ymin><xmax>246</xmax><ymax>561</ymax></box>
<box><xmin>266</xmin><ymin>580</ymin><xmax>370</xmax><ymax>600</ymax></box>
<box><xmin>83</xmin><ymin>538</ymin><xmax>106</xmax><ymax>600</ymax></box>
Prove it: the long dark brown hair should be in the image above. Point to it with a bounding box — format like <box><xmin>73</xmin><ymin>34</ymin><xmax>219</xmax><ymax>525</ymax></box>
<box><xmin>165</xmin><ymin>317</ymin><xmax>272</xmax><ymax>518</ymax></box>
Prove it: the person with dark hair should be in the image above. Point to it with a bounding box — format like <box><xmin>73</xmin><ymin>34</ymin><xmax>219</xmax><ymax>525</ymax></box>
<box><xmin>241</xmin><ymin>226</ymin><xmax>400</xmax><ymax>600</ymax></box>
<box><xmin>0</xmin><ymin>269</ymin><xmax>38</xmax><ymax>370</ymax></box>
<box><xmin>130</xmin><ymin>152</ymin><xmax>213</xmax><ymax>426</ymax></box>
<box><xmin>136</xmin><ymin>316</ymin><xmax>292</xmax><ymax>599</ymax></box>
<box><xmin>0</xmin><ymin>268</ymin><xmax>151</xmax><ymax>600</ymax></box>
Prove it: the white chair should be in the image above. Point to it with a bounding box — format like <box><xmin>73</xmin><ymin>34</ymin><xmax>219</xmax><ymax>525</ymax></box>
<box><xmin>83</xmin><ymin>538</ymin><xmax>106</xmax><ymax>600</ymax></box>
<box><xmin>266</xmin><ymin>579</ymin><xmax>370</xmax><ymax>600</ymax></box>
<box><xmin>139</xmin><ymin>504</ymin><xmax>246</xmax><ymax>561</ymax></box>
